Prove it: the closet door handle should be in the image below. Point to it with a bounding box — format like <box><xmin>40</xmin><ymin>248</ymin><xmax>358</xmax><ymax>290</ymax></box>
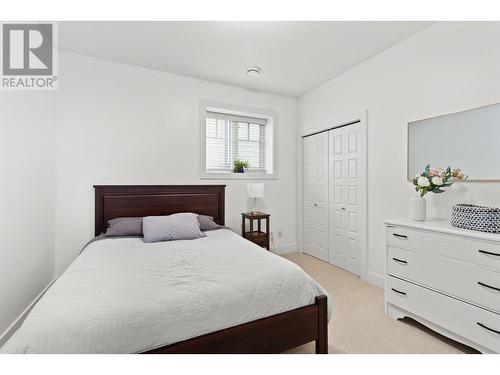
<box><xmin>478</xmin><ymin>249</ymin><xmax>500</xmax><ymax>257</ymax></box>
<box><xmin>477</xmin><ymin>281</ymin><xmax>500</xmax><ymax>292</ymax></box>
<box><xmin>392</xmin><ymin>257</ymin><xmax>408</xmax><ymax>264</ymax></box>
<box><xmin>477</xmin><ymin>322</ymin><xmax>500</xmax><ymax>335</ymax></box>
<box><xmin>391</xmin><ymin>288</ymin><xmax>407</xmax><ymax>296</ymax></box>
<box><xmin>392</xmin><ymin>233</ymin><xmax>408</xmax><ymax>240</ymax></box>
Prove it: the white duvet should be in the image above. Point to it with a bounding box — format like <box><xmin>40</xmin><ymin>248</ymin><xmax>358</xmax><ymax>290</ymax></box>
<box><xmin>1</xmin><ymin>229</ymin><xmax>331</xmax><ymax>354</ymax></box>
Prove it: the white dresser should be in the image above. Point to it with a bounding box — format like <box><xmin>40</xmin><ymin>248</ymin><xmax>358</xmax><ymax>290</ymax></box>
<box><xmin>385</xmin><ymin>218</ymin><xmax>500</xmax><ymax>353</ymax></box>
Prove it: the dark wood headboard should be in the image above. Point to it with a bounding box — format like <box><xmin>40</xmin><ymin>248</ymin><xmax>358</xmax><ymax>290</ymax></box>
<box><xmin>93</xmin><ymin>185</ymin><xmax>226</xmax><ymax>236</ymax></box>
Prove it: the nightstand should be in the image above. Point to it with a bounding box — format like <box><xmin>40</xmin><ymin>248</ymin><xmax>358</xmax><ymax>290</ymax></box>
<box><xmin>241</xmin><ymin>212</ymin><xmax>270</xmax><ymax>250</ymax></box>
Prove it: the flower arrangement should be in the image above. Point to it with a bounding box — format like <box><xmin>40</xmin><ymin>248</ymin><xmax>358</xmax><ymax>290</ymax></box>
<box><xmin>413</xmin><ymin>164</ymin><xmax>467</xmax><ymax>197</ymax></box>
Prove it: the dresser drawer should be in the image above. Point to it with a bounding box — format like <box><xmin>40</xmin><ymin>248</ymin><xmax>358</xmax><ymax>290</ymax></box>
<box><xmin>386</xmin><ymin>225</ymin><xmax>500</xmax><ymax>270</ymax></box>
<box><xmin>386</xmin><ymin>276</ymin><xmax>500</xmax><ymax>353</ymax></box>
<box><xmin>388</xmin><ymin>246</ymin><xmax>500</xmax><ymax>313</ymax></box>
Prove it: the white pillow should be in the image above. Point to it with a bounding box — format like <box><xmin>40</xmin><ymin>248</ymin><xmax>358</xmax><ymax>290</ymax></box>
<box><xmin>142</xmin><ymin>213</ymin><xmax>206</xmax><ymax>243</ymax></box>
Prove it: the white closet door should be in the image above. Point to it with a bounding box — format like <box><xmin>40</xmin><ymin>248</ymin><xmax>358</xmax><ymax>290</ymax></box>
<box><xmin>328</xmin><ymin>127</ymin><xmax>347</xmax><ymax>269</ymax></box>
<box><xmin>328</xmin><ymin>123</ymin><xmax>364</xmax><ymax>275</ymax></box>
<box><xmin>303</xmin><ymin>132</ymin><xmax>329</xmax><ymax>262</ymax></box>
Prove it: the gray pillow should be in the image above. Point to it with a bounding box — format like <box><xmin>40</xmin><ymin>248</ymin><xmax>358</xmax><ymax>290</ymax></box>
<box><xmin>143</xmin><ymin>213</ymin><xmax>206</xmax><ymax>243</ymax></box>
<box><xmin>198</xmin><ymin>215</ymin><xmax>223</xmax><ymax>231</ymax></box>
<box><xmin>105</xmin><ymin>217</ymin><xmax>143</xmax><ymax>237</ymax></box>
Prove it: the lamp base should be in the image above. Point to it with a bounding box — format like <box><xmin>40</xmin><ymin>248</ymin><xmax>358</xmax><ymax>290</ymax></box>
<box><xmin>251</xmin><ymin>197</ymin><xmax>258</xmax><ymax>215</ymax></box>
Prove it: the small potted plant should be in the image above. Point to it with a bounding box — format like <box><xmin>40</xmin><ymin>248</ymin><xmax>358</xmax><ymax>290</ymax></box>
<box><xmin>232</xmin><ymin>159</ymin><xmax>250</xmax><ymax>173</ymax></box>
<box><xmin>411</xmin><ymin>164</ymin><xmax>467</xmax><ymax>220</ymax></box>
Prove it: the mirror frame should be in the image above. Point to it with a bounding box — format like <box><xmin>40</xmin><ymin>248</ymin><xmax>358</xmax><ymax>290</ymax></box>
<box><xmin>406</xmin><ymin>101</ymin><xmax>500</xmax><ymax>182</ymax></box>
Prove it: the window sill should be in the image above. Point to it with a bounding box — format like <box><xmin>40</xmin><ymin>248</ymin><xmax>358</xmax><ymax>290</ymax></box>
<box><xmin>200</xmin><ymin>171</ymin><xmax>277</xmax><ymax>180</ymax></box>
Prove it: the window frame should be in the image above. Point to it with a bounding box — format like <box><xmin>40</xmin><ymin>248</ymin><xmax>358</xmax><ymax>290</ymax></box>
<box><xmin>199</xmin><ymin>100</ymin><xmax>277</xmax><ymax>180</ymax></box>
<box><xmin>205</xmin><ymin>117</ymin><xmax>266</xmax><ymax>173</ymax></box>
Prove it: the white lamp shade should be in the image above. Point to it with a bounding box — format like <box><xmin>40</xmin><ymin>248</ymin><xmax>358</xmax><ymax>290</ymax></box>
<box><xmin>247</xmin><ymin>183</ymin><xmax>264</xmax><ymax>198</ymax></box>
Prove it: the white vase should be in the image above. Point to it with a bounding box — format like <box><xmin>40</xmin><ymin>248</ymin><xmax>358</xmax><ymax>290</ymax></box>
<box><xmin>409</xmin><ymin>196</ymin><xmax>426</xmax><ymax>221</ymax></box>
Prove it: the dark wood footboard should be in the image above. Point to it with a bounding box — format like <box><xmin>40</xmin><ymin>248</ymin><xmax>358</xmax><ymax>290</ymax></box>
<box><xmin>144</xmin><ymin>295</ymin><xmax>328</xmax><ymax>354</ymax></box>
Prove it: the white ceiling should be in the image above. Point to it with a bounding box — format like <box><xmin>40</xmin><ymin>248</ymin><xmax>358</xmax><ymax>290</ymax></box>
<box><xmin>59</xmin><ymin>21</ymin><xmax>432</xmax><ymax>98</ymax></box>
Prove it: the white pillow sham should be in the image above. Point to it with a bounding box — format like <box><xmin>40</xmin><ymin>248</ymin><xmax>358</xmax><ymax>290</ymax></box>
<box><xmin>142</xmin><ymin>213</ymin><xmax>206</xmax><ymax>243</ymax></box>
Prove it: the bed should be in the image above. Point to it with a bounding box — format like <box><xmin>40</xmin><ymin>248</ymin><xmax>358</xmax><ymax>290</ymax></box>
<box><xmin>1</xmin><ymin>185</ymin><xmax>330</xmax><ymax>354</ymax></box>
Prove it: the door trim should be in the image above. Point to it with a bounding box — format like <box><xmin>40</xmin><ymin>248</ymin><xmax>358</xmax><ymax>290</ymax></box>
<box><xmin>298</xmin><ymin>110</ymin><xmax>368</xmax><ymax>282</ymax></box>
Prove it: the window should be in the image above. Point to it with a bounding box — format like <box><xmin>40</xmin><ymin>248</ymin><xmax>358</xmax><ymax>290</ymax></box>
<box><xmin>201</xmin><ymin>103</ymin><xmax>275</xmax><ymax>179</ymax></box>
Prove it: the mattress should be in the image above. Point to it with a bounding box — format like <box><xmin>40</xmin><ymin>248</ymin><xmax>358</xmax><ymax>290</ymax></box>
<box><xmin>1</xmin><ymin>229</ymin><xmax>331</xmax><ymax>353</ymax></box>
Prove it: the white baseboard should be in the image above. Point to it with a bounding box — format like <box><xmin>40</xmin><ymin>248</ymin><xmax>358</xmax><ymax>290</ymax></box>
<box><xmin>365</xmin><ymin>271</ymin><xmax>385</xmax><ymax>289</ymax></box>
<box><xmin>271</xmin><ymin>243</ymin><xmax>297</xmax><ymax>255</ymax></box>
<box><xmin>0</xmin><ymin>278</ymin><xmax>56</xmax><ymax>348</ymax></box>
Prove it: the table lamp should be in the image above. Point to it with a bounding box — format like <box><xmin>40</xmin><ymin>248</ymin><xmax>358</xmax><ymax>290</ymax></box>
<box><xmin>247</xmin><ymin>183</ymin><xmax>264</xmax><ymax>214</ymax></box>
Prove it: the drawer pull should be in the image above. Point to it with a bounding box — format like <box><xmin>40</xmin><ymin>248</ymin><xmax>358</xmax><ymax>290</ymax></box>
<box><xmin>477</xmin><ymin>322</ymin><xmax>500</xmax><ymax>335</ymax></box>
<box><xmin>478</xmin><ymin>249</ymin><xmax>500</xmax><ymax>257</ymax></box>
<box><xmin>477</xmin><ymin>281</ymin><xmax>500</xmax><ymax>292</ymax></box>
<box><xmin>391</xmin><ymin>288</ymin><xmax>407</xmax><ymax>296</ymax></box>
<box><xmin>392</xmin><ymin>233</ymin><xmax>408</xmax><ymax>240</ymax></box>
<box><xmin>392</xmin><ymin>257</ymin><xmax>408</xmax><ymax>264</ymax></box>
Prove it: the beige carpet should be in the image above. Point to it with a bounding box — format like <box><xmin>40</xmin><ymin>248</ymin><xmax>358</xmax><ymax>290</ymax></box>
<box><xmin>281</xmin><ymin>253</ymin><xmax>479</xmax><ymax>354</ymax></box>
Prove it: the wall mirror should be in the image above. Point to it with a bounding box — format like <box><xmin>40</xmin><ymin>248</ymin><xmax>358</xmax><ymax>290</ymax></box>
<box><xmin>408</xmin><ymin>102</ymin><xmax>500</xmax><ymax>181</ymax></box>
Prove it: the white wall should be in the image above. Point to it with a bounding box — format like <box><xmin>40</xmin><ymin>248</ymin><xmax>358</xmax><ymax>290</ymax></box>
<box><xmin>0</xmin><ymin>92</ymin><xmax>55</xmax><ymax>338</ymax></box>
<box><xmin>54</xmin><ymin>52</ymin><xmax>298</xmax><ymax>275</ymax></box>
<box><xmin>298</xmin><ymin>22</ymin><xmax>500</xmax><ymax>287</ymax></box>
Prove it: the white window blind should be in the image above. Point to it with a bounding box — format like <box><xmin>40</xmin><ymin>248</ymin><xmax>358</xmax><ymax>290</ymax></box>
<box><xmin>205</xmin><ymin>111</ymin><xmax>266</xmax><ymax>172</ymax></box>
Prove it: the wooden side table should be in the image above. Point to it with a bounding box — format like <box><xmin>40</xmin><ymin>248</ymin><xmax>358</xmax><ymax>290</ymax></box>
<box><xmin>241</xmin><ymin>211</ymin><xmax>270</xmax><ymax>250</ymax></box>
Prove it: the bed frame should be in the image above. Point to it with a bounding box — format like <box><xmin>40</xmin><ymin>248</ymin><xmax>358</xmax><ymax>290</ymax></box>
<box><xmin>94</xmin><ymin>185</ymin><xmax>328</xmax><ymax>354</ymax></box>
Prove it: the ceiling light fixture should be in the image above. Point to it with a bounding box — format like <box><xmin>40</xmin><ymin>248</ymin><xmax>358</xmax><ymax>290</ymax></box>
<box><xmin>246</xmin><ymin>67</ymin><xmax>261</xmax><ymax>77</ymax></box>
